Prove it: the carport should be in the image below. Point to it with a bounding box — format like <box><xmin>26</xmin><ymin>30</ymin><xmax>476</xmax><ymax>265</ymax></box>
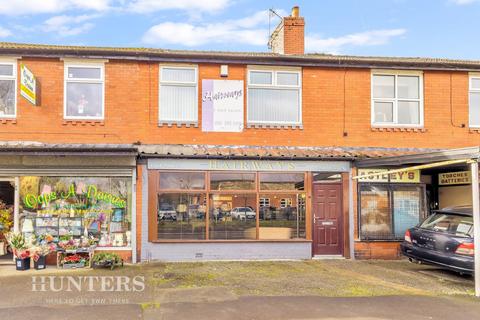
<box><xmin>354</xmin><ymin>147</ymin><xmax>480</xmax><ymax>297</ymax></box>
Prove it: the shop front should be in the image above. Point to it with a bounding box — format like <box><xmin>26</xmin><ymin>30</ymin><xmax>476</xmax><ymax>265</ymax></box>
<box><xmin>140</xmin><ymin>154</ymin><xmax>352</xmax><ymax>261</ymax></box>
<box><xmin>0</xmin><ymin>143</ymin><xmax>137</xmax><ymax>265</ymax></box>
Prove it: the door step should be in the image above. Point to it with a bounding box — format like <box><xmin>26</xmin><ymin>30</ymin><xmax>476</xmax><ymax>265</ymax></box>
<box><xmin>312</xmin><ymin>255</ymin><xmax>345</xmax><ymax>260</ymax></box>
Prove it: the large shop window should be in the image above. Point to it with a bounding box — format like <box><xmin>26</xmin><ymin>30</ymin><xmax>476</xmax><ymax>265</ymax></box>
<box><xmin>372</xmin><ymin>71</ymin><xmax>423</xmax><ymax>127</ymax></box>
<box><xmin>247</xmin><ymin>68</ymin><xmax>302</xmax><ymax>126</ymax></box>
<box><xmin>64</xmin><ymin>63</ymin><xmax>105</xmax><ymax>119</ymax></box>
<box><xmin>358</xmin><ymin>184</ymin><xmax>425</xmax><ymax>240</ymax></box>
<box><xmin>152</xmin><ymin>171</ymin><xmax>307</xmax><ymax>241</ymax></box>
<box><xmin>0</xmin><ymin>60</ymin><xmax>16</xmax><ymax>118</ymax></box>
<box><xmin>159</xmin><ymin>65</ymin><xmax>198</xmax><ymax>124</ymax></box>
<box><xmin>469</xmin><ymin>75</ymin><xmax>480</xmax><ymax>127</ymax></box>
<box><xmin>19</xmin><ymin>176</ymin><xmax>132</xmax><ymax>248</ymax></box>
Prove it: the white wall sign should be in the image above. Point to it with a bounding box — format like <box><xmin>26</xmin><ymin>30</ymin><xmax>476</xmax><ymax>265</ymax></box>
<box><xmin>20</xmin><ymin>64</ymin><xmax>36</xmax><ymax>105</ymax></box>
<box><xmin>202</xmin><ymin>79</ymin><xmax>243</xmax><ymax>132</ymax></box>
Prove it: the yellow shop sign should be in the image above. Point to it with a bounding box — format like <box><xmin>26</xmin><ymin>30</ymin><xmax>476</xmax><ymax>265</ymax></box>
<box><xmin>20</xmin><ymin>64</ymin><xmax>36</xmax><ymax>105</ymax></box>
<box><xmin>439</xmin><ymin>171</ymin><xmax>471</xmax><ymax>185</ymax></box>
<box><xmin>357</xmin><ymin>169</ymin><xmax>420</xmax><ymax>183</ymax></box>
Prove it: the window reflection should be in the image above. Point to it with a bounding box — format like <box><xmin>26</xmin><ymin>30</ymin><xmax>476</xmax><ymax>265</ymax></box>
<box><xmin>259</xmin><ymin>173</ymin><xmax>304</xmax><ymax>190</ymax></box>
<box><xmin>160</xmin><ymin>172</ymin><xmax>205</xmax><ymax>190</ymax></box>
<box><xmin>157</xmin><ymin>193</ymin><xmax>206</xmax><ymax>240</ymax></box>
<box><xmin>209</xmin><ymin>194</ymin><xmax>257</xmax><ymax>240</ymax></box>
<box><xmin>210</xmin><ymin>173</ymin><xmax>255</xmax><ymax>191</ymax></box>
<box><xmin>259</xmin><ymin>193</ymin><xmax>306</xmax><ymax>239</ymax></box>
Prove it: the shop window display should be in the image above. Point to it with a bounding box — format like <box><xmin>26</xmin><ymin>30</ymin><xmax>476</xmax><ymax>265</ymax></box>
<box><xmin>19</xmin><ymin>176</ymin><xmax>132</xmax><ymax>248</ymax></box>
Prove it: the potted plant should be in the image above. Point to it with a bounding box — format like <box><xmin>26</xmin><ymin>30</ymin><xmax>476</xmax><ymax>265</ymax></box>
<box><xmin>92</xmin><ymin>252</ymin><xmax>123</xmax><ymax>270</ymax></box>
<box><xmin>61</xmin><ymin>253</ymin><xmax>88</xmax><ymax>269</ymax></box>
<box><xmin>6</xmin><ymin>232</ymin><xmax>30</xmax><ymax>271</ymax></box>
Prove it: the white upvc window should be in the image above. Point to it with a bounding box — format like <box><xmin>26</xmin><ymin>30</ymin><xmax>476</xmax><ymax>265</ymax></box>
<box><xmin>469</xmin><ymin>75</ymin><xmax>480</xmax><ymax>128</ymax></box>
<box><xmin>0</xmin><ymin>59</ymin><xmax>17</xmax><ymax>118</ymax></box>
<box><xmin>247</xmin><ymin>67</ymin><xmax>302</xmax><ymax>126</ymax></box>
<box><xmin>64</xmin><ymin>62</ymin><xmax>105</xmax><ymax>120</ymax></box>
<box><xmin>159</xmin><ymin>65</ymin><xmax>198</xmax><ymax>124</ymax></box>
<box><xmin>259</xmin><ymin>197</ymin><xmax>270</xmax><ymax>207</ymax></box>
<box><xmin>371</xmin><ymin>70</ymin><xmax>424</xmax><ymax>127</ymax></box>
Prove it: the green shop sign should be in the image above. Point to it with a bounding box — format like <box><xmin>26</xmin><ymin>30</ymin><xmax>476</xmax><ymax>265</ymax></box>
<box><xmin>24</xmin><ymin>184</ymin><xmax>126</xmax><ymax>209</ymax></box>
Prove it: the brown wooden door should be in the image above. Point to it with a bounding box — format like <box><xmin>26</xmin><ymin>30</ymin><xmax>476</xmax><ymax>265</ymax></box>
<box><xmin>312</xmin><ymin>183</ymin><xmax>344</xmax><ymax>256</ymax></box>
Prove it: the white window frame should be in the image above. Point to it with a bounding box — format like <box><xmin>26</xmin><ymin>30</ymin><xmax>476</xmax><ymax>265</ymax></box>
<box><xmin>371</xmin><ymin>70</ymin><xmax>424</xmax><ymax>128</ymax></box>
<box><xmin>247</xmin><ymin>67</ymin><xmax>302</xmax><ymax>126</ymax></box>
<box><xmin>64</xmin><ymin>62</ymin><xmax>105</xmax><ymax>120</ymax></box>
<box><xmin>0</xmin><ymin>58</ymin><xmax>17</xmax><ymax>118</ymax></box>
<box><xmin>469</xmin><ymin>74</ymin><xmax>480</xmax><ymax>128</ymax></box>
<box><xmin>158</xmin><ymin>64</ymin><xmax>198</xmax><ymax>124</ymax></box>
<box><xmin>280</xmin><ymin>198</ymin><xmax>293</xmax><ymax>208</ymax></box>
<box><xmin>259</xmin><ymin>197</ymin><xmax>270</xmax><ymax>207</ymax></box>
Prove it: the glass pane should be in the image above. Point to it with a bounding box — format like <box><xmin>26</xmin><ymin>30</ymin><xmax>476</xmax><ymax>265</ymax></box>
<box><xmin>277</xmin><ymin>72</ymin><xmax>299</xmax><ymax>86</ymax></box>
<box><xmin>0</xmin><ymin>79</ymin><xmax>15</xmax><ymax>116</ymax></box>
<box><xmin>159</xmin><ymin>84</ymin><xmax>196</xmax><ymax>122</ymax></box>
<box><xmin>372</xmin><ymin>75</ymin><xmax>395</xmax><ymax>98</ymax></box>
<box><xmin>259</xmin><ymin>193</ymin><xmax>306</xmax><ymax>239</ymax></box>
<box><xmin>470</xmin><ymin>92</ymin><xmax>480</xmax><ymax>126</ymax></box>
<box><xmin>393</xmin><ymin>186</ymin><xmax>422</xmax><ymax>238</ymax></box>
<box><xmin>259</xmin><ymin>173</ymin><xmax>304</xmax><ymax>190</ymax></box>
<box><xmin>161</xmin><ymin>67</ymin><xmax>196</xmax><ymax>83</ymax></box>
<box><xmin>248</xmin><ymin>88</ymin><xmax>300</xmax><ymax>123</ymax></box>
<box><xmin>0</xmin><ymin>64</ymin><xmax>13</xmax><ymax>76</ymax></box>
<box><xmin>398</xmin><ymin>76</ymin><xmax>419</xmax><ymax>99</ymax></box>
<box><xmin>19</xmin><ymin>176</ymin><xmax>132</xmax><ymax>246</ymax></box>
<box><xmin>398</xmin><ymin>101</ymin><xmax>420</xmax><ymax>124</ymax></box>
<box><xmin>157</xmin><ymin>193</ymin><xmax>206</xmax><ymax>240</ymax></box>
<box><xmin>209</xmin><ymin>194</ymin><xmax>256</xmax><ymax>240</ymax></box>
<box><xmin>471</xmin><ymin>78</ymin><xmax>480</xmax><ymax>90</ymax></box>
<box><xmin>66</xmin><ymin>82</ymin><xmax>103</xmax><ymax>117</ymax></box>
<box><xmin>360</xmin><ymin>185</ymin><xmax>392</xmax><ymax>239</ymax></box>
<box><xmin>160</xmin><ymin>172</ymin><xmax>205</xmax><ymax>190</ymax></box>
<box><xmin>67</xmin><ymin>67</ymin><xmax>101</xmax><ymax>79</ymax></box>
<box><xmin>373</xmin><ymin>101</ymin><xmax>393</xmax><ymax>123</ymax></box>
<box><xmin>210</xmin><ymin>173</ymin><xmax>255</xmax><ymax>190</ymax></box>
<box><xmin>420</xmin><ymin>213</ymin><xmax>473</xmax><ymax>237</ymax></box>
<box><xmin>313</xmin><ymin>173</ymin><xmax>342</xmax><ymax>182</ymax></box>
<box><xmin>249</xmin><ymin>71</ymin><xmax>272</xmax><ymax>85</ymax></box>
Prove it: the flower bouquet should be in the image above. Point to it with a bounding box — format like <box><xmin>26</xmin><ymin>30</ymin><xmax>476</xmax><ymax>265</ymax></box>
<box><xmin>30</xmin><ymin>243</ymin><xmax>56</xmax><ymax>270</ymax></box>
<box><xmin>58</xmin><ymin>238</ymin><xmax>79</xmax><ymax>253</ymax></box>
<box><xmin>5</xmin><ymin>232</ymin><xmax>30</xmax><ymax>271</ymax></box>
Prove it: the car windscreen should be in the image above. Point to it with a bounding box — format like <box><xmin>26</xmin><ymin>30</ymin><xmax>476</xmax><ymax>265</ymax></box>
<box><xmin>420</xmin><ymin>213</ymin><xmax>473</xmax><ymax>237</ymax></box>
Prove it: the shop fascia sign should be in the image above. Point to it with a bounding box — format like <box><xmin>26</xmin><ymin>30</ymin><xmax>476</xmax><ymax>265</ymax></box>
<box><xmin>20</xmin><ymin>64</ymin><xmax>37</xmax><ymax>105</ymax></box>
<box><xmin>357</xmin><ymin>168</ymin><xmax>420</xmax><ymax>183</ymax></box>
<box><xmin>209</xmin><ymin>159</ymin><xmax>296</xmax><ymax>171</ymax></box>
<box><xmin>24</xmin><ymin>184</ymin><xmax>126</xmax><ymax>209</ymax></box>
<box><xmin>439</xmin><ymin>171</ymin><xmax>471</xmax><ymax>185</ymax></box>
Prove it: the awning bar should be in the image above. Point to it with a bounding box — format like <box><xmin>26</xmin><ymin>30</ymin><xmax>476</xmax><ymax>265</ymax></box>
<box><xmin>352</xmin><ymin>159</ymin><xmax>471</xmax><ymax>180</ymax></box>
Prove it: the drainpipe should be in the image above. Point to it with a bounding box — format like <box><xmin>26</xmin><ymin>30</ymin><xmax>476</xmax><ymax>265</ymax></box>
<box><xmin>470</xmin><ymin>160</ymin><xmax>480</xmax><ymax>297</ymax></box>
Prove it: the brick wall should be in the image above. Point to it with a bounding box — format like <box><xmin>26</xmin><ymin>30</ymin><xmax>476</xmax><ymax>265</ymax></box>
<box><xmin>7</xmin><ymin>58</ymin><xmax>479</xmax><ymax>150</ymax></box>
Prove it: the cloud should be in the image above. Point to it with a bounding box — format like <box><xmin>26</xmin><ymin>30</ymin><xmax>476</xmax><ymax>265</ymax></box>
<box><xmin>0</xmin><ymin>27</ymin><xmax>12</xmax><ymax>38</ymax></box>
<box><xmin>0</xmin><ymin>0</ymin><xmax>112</xmax><ymax>16</ymax></box>
<box><xmin>142</xmin><ymin>10</ymin><xmax>272</xmax><ymax>46</ymax></box>
<box><xmin>42</xmin><ymin>14</ymin><xmax>99</xmax><ymax>37</ymax></box>
<box><xmin>449</xmin><ymin>0</ymin><xmax>479</xmax><ymax>4</ymax></box>
<box><xmin>306</xmin><ymin>29</ymin><xmax>407</xmax><ymax>53</ymax></box>
<box><xmin>126</xmin><ymin>0</ymin><xmax>232</xmax><ymax>14</ymax></box>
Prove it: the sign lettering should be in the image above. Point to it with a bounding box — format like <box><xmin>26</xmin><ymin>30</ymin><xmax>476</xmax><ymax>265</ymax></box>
<box><xmin>20</xmin><ymin>64</ymin><xmax>37</xmax><ymax>105</ymax></box>
<box><xmin>357</xmin><ymin>169</ymin><xmax>420</xmax><ymax>183</ymax></box>
<box><xmin>439</xmin><ymin>171</ymin><xmax>471</xmax><ymax>185</ymax></box>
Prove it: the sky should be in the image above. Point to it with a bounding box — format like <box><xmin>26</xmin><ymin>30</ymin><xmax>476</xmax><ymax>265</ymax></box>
<box><xmin>0</xmin><ymin>0</ymin><xmax>478</xmax><ymax>59</ymax></box>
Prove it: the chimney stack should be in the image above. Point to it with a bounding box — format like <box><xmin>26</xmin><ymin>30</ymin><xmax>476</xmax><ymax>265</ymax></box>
<box><xmin>269</xmin><ymin>6</ymin><xmax>305</xmax><ymax>55</ymax></box>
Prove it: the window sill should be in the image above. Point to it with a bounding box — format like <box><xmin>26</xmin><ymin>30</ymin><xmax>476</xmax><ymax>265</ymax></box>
<box><xmin>371</xmin><ymin>127</ymin><xmax>426</xmax><ymax>133</ymax></box>
<box><xmin>151</xmin><ymin>239</ymin><xmax>311</xmax><ymax>244</ymax></box>
<box><xmin>62</xmin><ymin>120</ymin><xmax>105</xmax><ymax>126</ymax></box>
<box><xmin>0</xmin><ymin>118</ymin><xmax>17</xmax><ymax>124</ymax></box>
<box><xmin>246</xmin><ymin>123</ymin><xmax>303</xmax><ymax>129</ymax></box>
<box><xmin>355</xmin><ymin>239</ymin><xmax>403</xmax><ymax>242</ymax></box>
<box><xmin>158</xmin><ymin>121</ymin><xmax>199</xmax><ymax>128</ymax></box>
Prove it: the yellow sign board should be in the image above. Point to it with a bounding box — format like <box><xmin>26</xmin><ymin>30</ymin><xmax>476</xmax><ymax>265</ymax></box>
<box><xmin>357</xmin><ymin>169</ymin><xmax>420</xmax><ymax>183</ymax></box>
<box><xmin>439</xmin><ymin>171</ymin><xmax>471</xmax><ymax>185</ymax></box>
<box><xmin>20</xmin><ymin>64</ymin><xmax>36</xmax><ymax>105</ymax></box>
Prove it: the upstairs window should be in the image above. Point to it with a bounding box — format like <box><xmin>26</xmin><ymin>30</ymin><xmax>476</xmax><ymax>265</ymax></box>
<box><xmin>371</xmin><ymin>71</ymin><xmax>423</xmax><ymax>127</ymax></box>
<box><xmin>0</xmin><ymin>60</ymin><xmax>16</xmax><ymax>118</ymax></box>
<box><xmin>469</xmin><ymin>76</ymin><xmax>480</xmax><ymax>127</ymax></box>
<box><xmin>247</xmin><ymin>68</ymin><xmax>302</xmax><ymax>126</ymax></box>
<box><xmin>159</xmin><ymin>65</ymin><xmax>198</xmax><ymax>125</ymax></box>
<box><xmin>64</xmin><ymin>63</ymin><xmax>104</xmax><ymax>119</ymax></box>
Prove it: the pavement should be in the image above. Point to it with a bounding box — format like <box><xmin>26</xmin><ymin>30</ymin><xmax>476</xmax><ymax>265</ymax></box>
<box><xmin>0</xmin><ymin>259</ymin><xmax>477</xmax><ymax>320</ymax></box>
